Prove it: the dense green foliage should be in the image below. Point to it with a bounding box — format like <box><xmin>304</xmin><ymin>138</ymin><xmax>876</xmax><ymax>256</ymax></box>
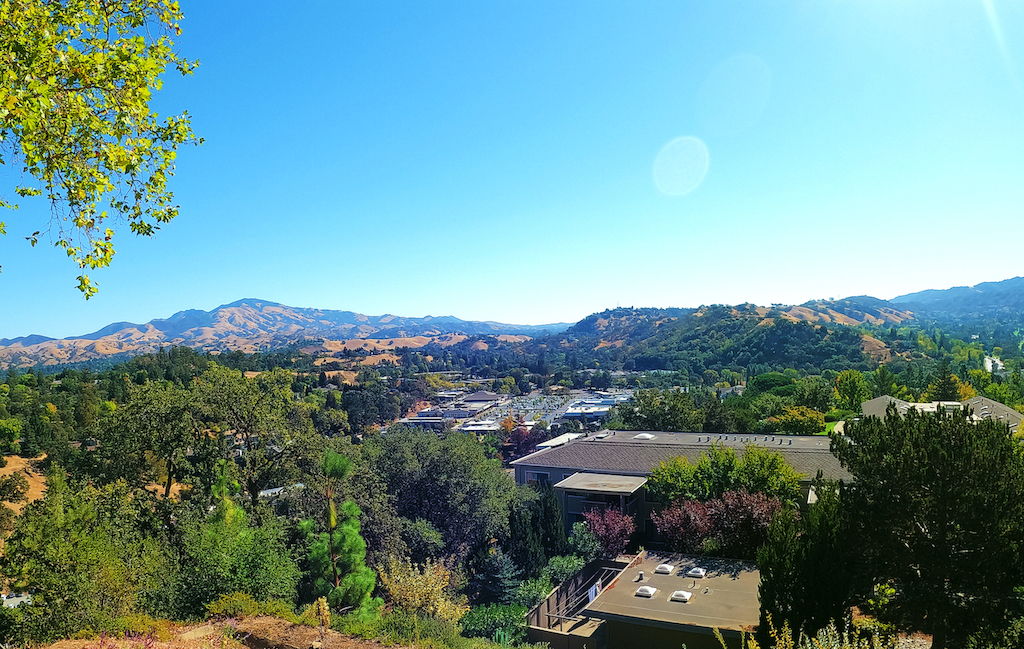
<box><xmin>757</xmin><ymin>482</ymin><xmax>853</xmax><ymax>641</ymax></box>
<box><xmin>832</xmin><ymin>409</ymin><xmax>1024</xmax><ymax>648</ymax></box>
<box><xmin>647</xmin><ymin>444</ymin><xmax>803</xmax><ymax>503</ymax></box>
<box><xmin>0</xmin><ymin>0</ymin><xmax>200</xmax><ymax>296</ymax></box>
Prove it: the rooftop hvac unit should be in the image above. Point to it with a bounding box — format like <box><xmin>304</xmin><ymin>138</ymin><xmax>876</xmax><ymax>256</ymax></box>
<box><xmin>654</xmin><ymin>564</ymin><xmax>675</xmax><ymax>574</ymax></box>
<box><xmin>686</xmin><ymin>567</ymin><xmax>707</xmax><ymax>579</ymax></box>
<box><xmin>670</xmin><ymin>590</ymin><xmax>693</xmax><ymax>602</ymax></box>
<box><xmin>635</xmin><ymin>586</ymin><xmax>658</xmax><ymax>598</ymax></box>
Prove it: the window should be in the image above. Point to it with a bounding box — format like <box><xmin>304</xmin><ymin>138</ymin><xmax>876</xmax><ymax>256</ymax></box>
<box><xmin>525</xmin><ymin>471</ymin><xmax>550</xmax><ymax>486</ymax></box>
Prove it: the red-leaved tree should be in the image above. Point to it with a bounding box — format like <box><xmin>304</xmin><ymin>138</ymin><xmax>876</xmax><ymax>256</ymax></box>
<box><xmin>582</xmin><ymin>508</ymin><xmax>636</xmax><ymax>558</ymax></box>
<box><xmin>651</xmin><ymin>499</ymin><xmax>713</xmax><ymax>553</ymax></box>
<box><xmin>708</xmin><ymin>490</ymin><xmax>781</xmax><ymax>558</ymax></box>
<box><xmin>652</xmin><ymin>489</ymin><xmax>781</xmax><ymax>559</ymax></box>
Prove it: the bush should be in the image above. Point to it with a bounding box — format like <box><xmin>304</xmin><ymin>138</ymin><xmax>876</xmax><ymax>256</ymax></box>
<box><xmin>567</xmin><ymin>521</ymin><xmax>600</xmax><ymax>561</ymax></box>
<box><xmin>512</xmin><ymin>577</ymin><xmax>552</xmax><ymax>608</ymax></box>
<box><xmin>107</xmin><ymin>614</ymin><xmax>175</xmax><ymax>640</ymax></box>
<box><xmin>460</xmin><ymin>604</ymin><xmax>528</xmax><ymax>645</ymax></box>
<box><xmin>334</xmin><ymin>609</ymin><xmax>475</xmax><ymax>649</ymax></box>
<box><xmin>205</xmin><ymin>592</ymin><xmax>298</xmax><ymax>622</ymax></box>
<box><xmin>378</xmin><ymin>556</ymin><xmax>468</xmax><ymax>621</ymax></box>
<box><xmin>824</xmin><ymin>409</ymin><xmax>856</xmax><ymax>423</ymax></box>
<box><xmin>543</xmin><ymin>555</ymin><xmax>585</xmax><ymax>584</ymax></box>
<box><xmin>764</xmin><ymin>406</ymin><xmax>825</xmax><ymax>436</ymax></box>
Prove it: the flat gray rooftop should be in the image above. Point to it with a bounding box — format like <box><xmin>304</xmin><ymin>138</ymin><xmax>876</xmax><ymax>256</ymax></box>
<box><xmin>585</xmin><ymin>552</ymin><xmax>760</xmax><ymax>632</ymax></box>
<box><xmin>512</xmin><ymin>430</ymin><xmax>849</xmax><ymax>481</ymax></box>
<box><xmin>555</xmin><ymin>472</ymin><xmax>647</xmax><ymax>495</ymax></box>
<box><xmin>592</xmin><ymin>431</ymin><xmax>832</xmax><ymax>449</ymax></box>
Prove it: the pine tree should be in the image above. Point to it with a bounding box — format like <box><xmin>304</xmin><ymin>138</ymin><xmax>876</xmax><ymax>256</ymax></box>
<box><xmin>301</xmin><ymin>450</ymin><xmax>378</xmax><ymax>611</ymax></box>
<box><xmin>473</xmin><ymin>548</ymin><xmax>522</xmax><ymax>604</ymax></box>
<box><xmin>929</xmin><ymin>358</ymin><xmax>960</xmax><ymax>402</ymax></box>
<box><xmin>757</xmin><ymin>480</ymin><xmax>853</xmax><ymax>642</ymax></box>
<box><xmin>834</xmin><ymin>409</ymin><xmax>1024</xmax><ymax>648</ymax></box>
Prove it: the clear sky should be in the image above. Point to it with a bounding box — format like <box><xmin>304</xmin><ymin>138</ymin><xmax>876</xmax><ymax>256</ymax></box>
<box><xmin>2</xmin><ymin>0</ymin><xmax>1024</xmax><ymax>339</ymax></box>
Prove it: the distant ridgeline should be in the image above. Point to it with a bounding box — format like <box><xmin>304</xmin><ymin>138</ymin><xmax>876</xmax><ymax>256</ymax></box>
<box><xmin>3</xmin><ymin>276</ymin><xmax>1024</xmax><ymax>376</ymax></box>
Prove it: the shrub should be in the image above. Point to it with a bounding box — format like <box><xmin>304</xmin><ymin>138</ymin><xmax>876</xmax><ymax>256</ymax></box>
<box><xmin>205</xmin><ymin>592</ymin><xmax>299</xmax><ymax>622</ymax></box>
<box><xmin>824</xmin><ymin>409</ymin><xmax>856</xmax><ymax>423</ymax></box>
<box><xmin>512</xmin><ymin>577</ymin><xmax>552</xmax><ymax>608</ymax></box>
<box><xmin>651</xmin><ymin>500</ymin><xmax>713</xmax><ymax>553</ymax></box>
<box><xmin>581</xmin><ymin>509</ymin><xmax>635</xmax><ymax>558</ymax></box>
<box><xmin>108</xmin><ymin>614</ymin><xmax>175</xmax><ymax>640</ymax></box>
<box><xmin>653</xmin><ymin>490</ymin><xmax>781</xmax><ymax>559</ymax></box>
<box><xmin>567</xmin><ymin>521</ymin><xmax>600</xmax><ymax>561</ymax></box>
<box><xmin>764</xmin><ymin>406</ymin><xmax>825</xmax><ymax>436</ymax></box>
<box><xmin>543</xmin><ymin>555</ymin><xmax>585</xmax><ymax>584</ymax></box>
<box><xmin>378</xmin><ymin>556</ymin><xmax>468</xmax><ymax>622</ymax></box>
<box><xmin>709</xmin><ymin>490</ymin><xmax>782</xmax><ymax>558</ymax></box>
<box><xmin>460</xmin><ymin>604</ymin><xmax>528</xmax><ymax>645</ymax></box>
<box><xmin>334</xmin><ymin>609</ymin><xmax>465</xmax><ymax>649</ymax></box>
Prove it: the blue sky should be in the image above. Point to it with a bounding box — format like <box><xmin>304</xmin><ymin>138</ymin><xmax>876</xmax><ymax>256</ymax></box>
<box><xmin>2</xmin><ymin>0</ymin><xmax>1024</xmax><ymax>339</ymax></box>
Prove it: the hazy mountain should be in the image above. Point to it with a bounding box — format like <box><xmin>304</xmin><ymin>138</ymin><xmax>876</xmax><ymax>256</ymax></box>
<box><xmin>892</xmin><ymin>276</ymin><xmax>1024</xmax><ymax>318</ymax></box>
<box><xmin>0</xmin><ymin>299</ymin><xmax>572</xmax><ymax>369</ymax></box>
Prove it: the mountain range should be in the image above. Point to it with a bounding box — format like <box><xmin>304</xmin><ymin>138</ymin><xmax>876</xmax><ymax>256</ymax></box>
<box><xmin>2</xmin><ymin>277</ymin><xmax>1022</xmax><ymax>370</ymax></box>
<box><xmin>0</xmin><ymin>299</ymin><xmax>571</xmax><ymax>369</ymax></box>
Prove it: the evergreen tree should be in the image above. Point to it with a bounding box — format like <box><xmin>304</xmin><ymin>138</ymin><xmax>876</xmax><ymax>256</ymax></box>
<box><xmin>702</xmin><ymin>396</ymin><xmax>734</xmax><ymax>433</ymax></box>
<box><xmin>536</xmin><ymin>484</ymin><xmax>567</xmax><ymax>556</ymax></box>
<box><xmin>757</xmin><ymin>480</ymin><xmax>853</xmax><ymax>642</ymax></box>
<box><xmin>472</xmin><ymin>548</ymin><xmax>522</xmax><ymax>604</ymax></box>
<box><xmin>507</xmin><ymin>499</ymin><xmax>545</xmax><ymax>579</ymax></box>
<box><xmin>833</xmin><ymin>409</ymin><xmax>1024</xmax><ymax>648</ymax></box>
<box><xmin>929</xmin><ymin>358</ymin><xmax>961</xmax><ymax>402</ymax></box>
<box><xmin>757</xmin><ymin>507</ymin><xmax>802</xmax><ymax>642</ymax></box>
<box><xmin>301</xmin><ymin>450</ymin><xmax>377</xmax><ymax>612</ymax></box>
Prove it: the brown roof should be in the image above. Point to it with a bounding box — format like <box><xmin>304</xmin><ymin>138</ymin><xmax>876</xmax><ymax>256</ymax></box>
<box><xmin>512</xmin><ymin>431</ymin><xmax>850</xmax><ymax>481</ymax></box>
<box><xmin>585</xmin><ymin>551</ymin><xmax>760</xmax><ymax>632</ymax></box>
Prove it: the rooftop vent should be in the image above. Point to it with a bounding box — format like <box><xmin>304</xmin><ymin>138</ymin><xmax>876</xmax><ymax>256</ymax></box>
<box><xmin>654</xmin><ymin>564</ymin><xmax>675</xmax><ymax>575</ymax></box>
<box><xmin>635</xmin><ymin>586</ymin><xmax>658</xmax><ymax>598</ymax></box>
<box><xmin>670</xmin><ymin>590</ymin><xmax>693</xmax><ymax>602</ymax></box>
<box><xmin>686</xmin><ymin>567</ymin><xmax>707</xmax><ymax>579</ymax></box>
<box><xmin>633</xmin><ymin>433</ymin><xmax>656</xmax><ymax>440</ymax></box>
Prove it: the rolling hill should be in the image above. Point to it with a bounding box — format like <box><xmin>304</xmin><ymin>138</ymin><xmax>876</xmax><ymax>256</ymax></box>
<box><xmin>892</xmin><ymin>276</ymin><xmax>1024</xmax><ymax>318</ymax></box>
<box><xmin>0</xmin><ymin>299</ymin><xmax>571</xmax><ymax>369</ymax></box>
<box><xmin>6</xmin><ymin>276</ymin><xmax>1024</xmax><ymax>371</ymax></box>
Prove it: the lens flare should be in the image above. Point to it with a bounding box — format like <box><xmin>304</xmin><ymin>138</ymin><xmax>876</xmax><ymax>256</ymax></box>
<box><xmin>652</xmin><ymin>136</ymin><xmax>710</xmax><ymax>197</ymax></box>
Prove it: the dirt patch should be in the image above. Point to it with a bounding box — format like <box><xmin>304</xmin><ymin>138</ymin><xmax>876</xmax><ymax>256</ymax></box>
<box><xmin>495</xmin><ymin>335</ymin><xmax>531</xmax><ymax>343</ymax></box>
<box><xmin>860</xmin><ymin>334</ymin><xmax>892</xmax><ymax>363</ymax></box>
<box><xmin>1</xmin><ymin>454</ymin><xmax>47</xmax><ymax>514</ymax></box>
<box><xmin>46</xmin><ymin>623</ymin><xmax>245</xmax><ymax>649</ymax></box>
<box><xmin>358</xmin><ymin>353</ymin><xmax>400</xmax><ymax>366</ymax></box>
<box><xmin>323</xmin><ymin>370</ymin><xmax>358</xmax><ymax>385</ymax></box>
<box><xmin>144</xmin><ymin>482</ymin><xmax>189</xmax><ymax>500</ymax></box>
<box><xmin>234</xmin><ymin>617</ymin><xmax>402</xmax><ymax>649</ymax></box>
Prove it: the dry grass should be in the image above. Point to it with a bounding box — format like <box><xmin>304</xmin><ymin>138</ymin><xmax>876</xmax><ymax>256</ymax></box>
<box><xmin>1</xmin><ymin>454</ymin><xmax>47</xmax><ymax>514</ymax></box>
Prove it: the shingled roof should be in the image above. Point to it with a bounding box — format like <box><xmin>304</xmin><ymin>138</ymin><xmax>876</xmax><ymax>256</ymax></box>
<box><xmin>512</xmin><ymin>431</ymin><xmax>851</xmax><ymax>481</ymax></box>
<box><xmin>861</xmin><ymin>395</ymin><xmax>1021</xmax><ymax>434</ymax></box>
